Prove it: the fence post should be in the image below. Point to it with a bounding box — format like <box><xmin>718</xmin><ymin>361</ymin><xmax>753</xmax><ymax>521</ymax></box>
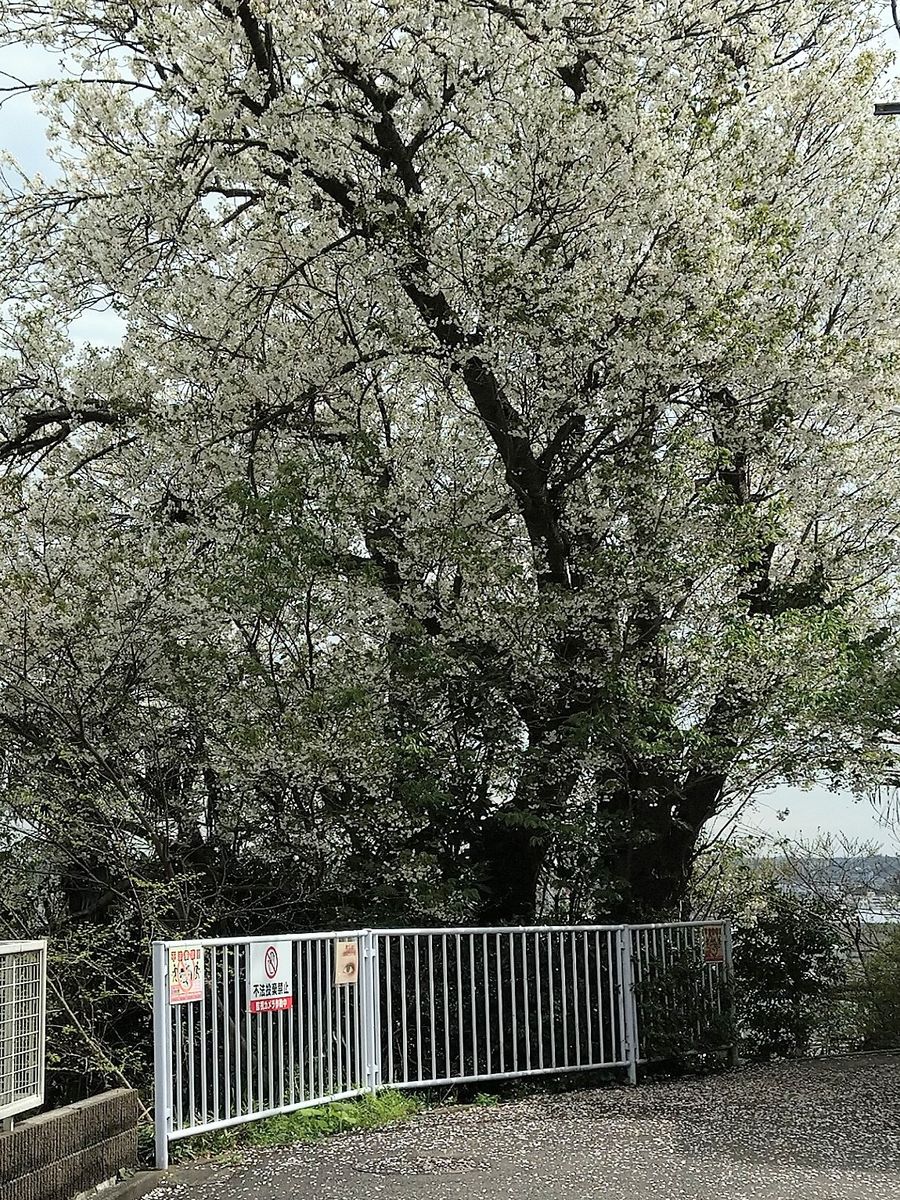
<box><xmin>37</xmin><ymin>941</ymin><xmax>47</xmax><ymax>1112</ymax></box>
<box><xmin>151</xmin><ymin>941</ymin><xmax>170</xmax><ymax>1171</ymax></box>
<box><xmin>371</xmin><ymin>932</ymin><xmax>382</xmax><ymax>1090</ymax></box>
<box><xmin>723</xmin><ymin>920</ymin><xmax>739</xmax><ymax>1068</ymax></box>
<box><xmin>359</xmin><ymin>931</ymin><xmax>378</xmax><ymax>1094</ymax></box>
<box><xmin>618</xmin><ymin>926</ymin><xmax>638</xmax><ymax>1085</ymax></box>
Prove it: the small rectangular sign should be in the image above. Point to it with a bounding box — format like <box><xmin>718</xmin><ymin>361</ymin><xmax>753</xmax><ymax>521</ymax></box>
<box><xmin>702</xmin><ymin>925</ymin><xmax>725</xmax><ymax>964</ymax></box>
<box><xmin>248</xmin><ymin>940</ymin><xmax>294</xmax><ymax>1013</ymax></box>
<box><xmin>169</xmin><ymin>945</ymin><xmax>204</xmax><ymax>1005</ymax></box>
<box><xmin>335</xmin><ymin>938</ymin><xmax>359</xmax><ymax>986</ymax></box>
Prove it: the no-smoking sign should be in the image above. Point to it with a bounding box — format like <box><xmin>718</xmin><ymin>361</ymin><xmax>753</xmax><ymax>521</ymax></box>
<box><xmin>248</xmin><ymin>939</ymin><xmax>294</xmax><ymax>1013</ymax></box>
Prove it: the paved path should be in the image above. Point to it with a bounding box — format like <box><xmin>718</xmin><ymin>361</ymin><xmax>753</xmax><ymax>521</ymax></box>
<box><xmin>156</xmin><ymin>1055</ymin><xmax>900</xmax><ymax>1199</ymax></box>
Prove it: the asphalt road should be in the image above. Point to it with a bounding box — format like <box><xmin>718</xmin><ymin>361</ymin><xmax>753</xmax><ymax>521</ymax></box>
<box><xmin>152</xmin><ymin>1054</ymin><xmax>900</xmax><ymax>1200</ymax></box>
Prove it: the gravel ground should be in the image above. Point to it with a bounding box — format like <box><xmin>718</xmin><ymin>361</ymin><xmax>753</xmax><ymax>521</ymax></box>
<box><xmin>153</xmin><ymin>1054</ymin><xmax>900</xmax><ymax>1200</ymax></box>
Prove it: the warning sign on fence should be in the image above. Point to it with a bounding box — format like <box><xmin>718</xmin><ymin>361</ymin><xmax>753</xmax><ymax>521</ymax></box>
<box><xmin>702</xmin><ymin>925</ymin><xmax>725</xmax><ymax>964</ymax></box>
<box><xmin>168</xmin><ymin>945</ymin><xmax>204</xmax><ymax>1005</ymax></box>
<box><xmin>248</xmin><ymin>940</ymin><xmax>294</xmax><ymax>1013</ymax></box>
<box><xmin>335</xmin><ymin>938</ymin><xmax>359</xmax><ymax>986</ymax></box>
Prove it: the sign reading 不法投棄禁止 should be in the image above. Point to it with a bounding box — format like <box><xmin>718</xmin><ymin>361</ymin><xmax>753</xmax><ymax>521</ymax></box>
<box><xmin>335</xmin><ymin>938</ymin><xmax>359</xmax><ymax>985</ymax></box>
<box><xmin>248</xmin><ymin>940</ymin><xmax>294</xmax><ymax>1013</ymax></box>
<box><xmin>169</xmin><ymin>945</ymin><xmax>204</xmax><ymax>1005</ymax></box>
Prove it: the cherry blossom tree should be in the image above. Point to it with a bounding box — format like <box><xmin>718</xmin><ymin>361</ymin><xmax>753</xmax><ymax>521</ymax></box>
<box><xmin>2</xmin><ymin>0</ymin><xmax>900</xmax><ymax>932</ymax></box>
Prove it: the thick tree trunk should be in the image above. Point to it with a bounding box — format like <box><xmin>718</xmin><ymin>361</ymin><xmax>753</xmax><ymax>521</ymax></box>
<box><xmin>471</xmin><ymin>813</ymin><xmax>546</xmax><ymax>923</ymax></box>
<box><xmin>603</xmin><ymin>771</ymin><xmax>726</xmax><ymax>920</ymax></box>
<box><xmin>470</xmin><ymin>725</ymin><xmax>576</xmax><ymax>922</ymax></box>
<box><xmin>614</xmin><ymin>822</ymin><xmax>701</xmax><ymax>919</ymax></box>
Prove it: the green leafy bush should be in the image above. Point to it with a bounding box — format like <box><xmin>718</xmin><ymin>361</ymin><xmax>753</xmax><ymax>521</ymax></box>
<box><xmin>852</xmin><ymin>926</ymin><xmax>900</xmax><ymax>1050</ymax></box>
<box><xmin>732</xmin><ymin>889</ymin><xmax>846</xmax><ymax>1060</ymax></box>
<box><xmin>636</xmin><ymin>954</ymin><xmax>736</xmax><ymax>1066</ymax></box>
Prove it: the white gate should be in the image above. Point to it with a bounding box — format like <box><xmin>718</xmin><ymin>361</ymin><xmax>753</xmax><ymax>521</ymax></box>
<box><xmin>152</xmin><ymin>921</ymin><xmax>734</xmax><ymax>1168</ymax></box>
<box><xmin>0</xmin><ymin>940</ymin><xmax>48</xmax><ymax>1128</ymax></box>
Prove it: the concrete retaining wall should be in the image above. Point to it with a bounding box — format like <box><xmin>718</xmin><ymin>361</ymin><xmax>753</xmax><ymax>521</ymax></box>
<box><xmin>0</xmin><ymin>1089</ymin><xmax>140</xmax><ymax>1200</ymax></box>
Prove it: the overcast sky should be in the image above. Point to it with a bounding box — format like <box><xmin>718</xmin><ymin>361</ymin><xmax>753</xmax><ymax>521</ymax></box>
<box><xmin>2</xmin><ymin>37</ymin><xmax>898</xmax><ymax>855</ymax></box>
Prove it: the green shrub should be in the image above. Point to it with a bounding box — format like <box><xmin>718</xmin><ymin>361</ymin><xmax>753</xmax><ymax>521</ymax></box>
<box><xmin>852</xmin><ymin>926</ymin><xmax>900</xmax><ymax>1050</ymax></box>
<box><xmin>732</xmin><ymin>889</ymin><xmax>846</xmax><ymax>1060</ymax></box>
<box><xmin>635</xmin><ymin>954</ymin><xmax>735</xmax><ymax>1066</ymax></box>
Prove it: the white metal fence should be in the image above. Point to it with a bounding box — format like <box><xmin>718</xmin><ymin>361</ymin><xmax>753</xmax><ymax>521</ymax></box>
<box><xmin>152</xmin><ymin>920</ymin><xmax>734</xmax><ymax>1168</ymax></box>
<box><xmin>0</xmin><ymin>940</ymin><xmax>48</xmax><ymax>1127</ymax></box>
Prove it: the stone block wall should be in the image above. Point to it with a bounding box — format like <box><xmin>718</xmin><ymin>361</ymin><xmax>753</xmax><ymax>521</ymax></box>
<box><xmin>0</xmin><ymin>1090</ymin><xmax>140</xmax><ymax>1200</ymax></box>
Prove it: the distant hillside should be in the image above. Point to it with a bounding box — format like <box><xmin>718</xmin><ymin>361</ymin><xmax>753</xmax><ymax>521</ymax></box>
<box><xmin>769</xmin><ymin>855</ymin><xmax>900</xmax><ymax>896</ymax></box>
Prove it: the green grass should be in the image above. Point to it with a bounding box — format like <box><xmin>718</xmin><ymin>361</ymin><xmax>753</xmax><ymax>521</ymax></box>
<box><xmin>156</xmin><ymin>1090</ymin><xmax>422</xmax><ymax>1164</ymax></box>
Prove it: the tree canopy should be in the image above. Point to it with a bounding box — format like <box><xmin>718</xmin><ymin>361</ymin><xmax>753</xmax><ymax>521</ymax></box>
<box><xmin>1</xmin><ymin>0</ymin><xmax>900</xmax><ymax>986</ymax></box>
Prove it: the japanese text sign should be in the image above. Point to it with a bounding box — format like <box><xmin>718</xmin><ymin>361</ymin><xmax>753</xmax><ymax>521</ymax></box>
<box><xmin>169</xmin><ymin>944</ymin><xmax>204</xmax><ymax>1005</ymax></box>
<box><xmin>249</xmin><ymin>940</ymin><xmax>294</xmax><ymax>1013</ymax></box>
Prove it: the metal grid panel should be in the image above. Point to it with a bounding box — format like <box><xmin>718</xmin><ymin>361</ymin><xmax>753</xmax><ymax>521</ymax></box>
<box><xmin>0</xmin><ymin>940</ymin><xmax>47</xmax><ymax>1122</ymax></box>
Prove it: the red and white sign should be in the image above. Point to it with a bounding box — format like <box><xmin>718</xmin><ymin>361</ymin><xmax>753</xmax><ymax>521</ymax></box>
<box><xmin>168</xmin><ymin>945</ymin><xmax>204</xmax><ymax>1005</ymax></box>
<box><xmin>248</xmin><ymin>940</ymin><xmax>294</xmax><ymax>1013</ymax></box>
<box><xmin>702</xmin><ymin>925</ymin><xmax>725</xmax><ymax>964</ymax></box>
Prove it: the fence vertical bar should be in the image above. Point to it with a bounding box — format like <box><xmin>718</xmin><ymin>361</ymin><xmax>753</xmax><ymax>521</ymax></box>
<box><xmin>570</xmin><ymin>932</ymin><xmax>581</xmax><ymax>1066</ymax></box>
<box><xmin>211</xmin><ymin>948</ymin><xmax>220</xmax><ymax>1123</ymax></box>
<box><xmin>317</xmin><ymin>939</ymin><xmax>326</xmax><ymax>1096</ymax></box>
<box><xmin>496</xmin><ymin>934</ymin><xmax>505</xmax><ymax>1073</ymax></box>
<box><xmin>548</xmin><ymin>933</ymin><xmax>557</xmax><ymax>1068</ymax></box>
<box><xmin>559</xmin><ymin>931</ymin><xmax>568</xmax><ymax>1066</ymax></box>
<box><xmin>334</xmin><ymin>958</ymin><xmax>344</xmax><ymax>1094</ymax></box>
<box><xmin>325</xmin><ymin>940</ymin><xmax>334</xmax><ymax>1095</ymax></box>
<box><xmin>469</xmin><ymin>936</ymin><xmax>479</xmax><ymax>1076</ymax></box>
<box><xmin>400</xmin><ymin>937</ymin><xmax>409</xmax><ymax>1084</ymax></box>
<box><xmin>455</xmin><ymin>935</ymin><xmax>464</xmax><ymax>1076</ymax></box>
<box><xmin>522</xmin><ymin>932</ymin><xmax>531</xmax><ymax>1071</ymax></box>
<box><xmin>482</xmin><ymin>933</ymin><xmax>491</xmax><ymax>1076</ymax></box>
<box><xmin>583</xmin><ymin>931</ymin><xmax>593</xmax><ymax>1064</ymax></box>
<box><xmin>414</xmin><ymin>937</ymin><xmax>422</xmax><ymax>1082</ymax></box>
<box><xmin>372</xmin><ymin>932</ymin><xmax>383</xmax><ymax>1088</ymax></box>
<box><xmin>428</xmin><ymin>935</ymin><xmax>437</xmax><ymax>1081</ymax></box>
<box><xmin>244</xmin><ymin>946</ymin><xmax>254</xmax><ymax>1114</ymax></box>
<box><xmin>233</xmin><ymin>947</ymin><xmax>242</xmax><ymax>1117</ymax></box>
<box><xmin>385</xmin><ymin>936</ymin><xmax>395</xmax><ymax>1085</ymax></box>
<box><xmin>356</xmin><ymin>932</ymin><xmax>371</xmax><ymax>1093</ymax></box>
<box><xmin>618</xmin><ymin>926</ymin><xmax>638</xmax><ymax>1085</ymax></box>
<box><xmin>535</xmin><ymin>931</ymin><xmax>544</xmax><ymax>1069</ymax></box>
<box><xmin>355</xmin><ymin>945</ymin><xmax>364</xmax><ymax>1099</ymax></box>
<box><xmin>199</xmin><ymin>954</ymin><xmax>208</xmax><ymax>1128</ymax></box>
<box><xmin>723</xmin><ymin>920</ymin><xmax>739</xmax><ymax>1067</ymax></box>
<box><xmin>510</xmin><ymin>932</ymin><xmax>518</xmax><ymax>1071</ymax></box>
<box><xmin>174</xmin><ymin>1005</ymin><xmax>184</xmax><ymax>1131</ymax></box>
<box><xmin>442</xmin><ymin>935</ymin><xmax>450</xmax><ymax>1079</ymax></box>
<box><xmin>366</xmin><ymin>931</ymin><xmax>379</xmax><ymax>1092</ymax></box>
<box><xmin>152</xmin><ymin>941</ymin><xmax>170</xmax><ymax>1171</ymax></box>
<box><xmin>38</xmin><ymin>942</ymin><xmax>47</xmax><ymax>1109</ymax></box>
